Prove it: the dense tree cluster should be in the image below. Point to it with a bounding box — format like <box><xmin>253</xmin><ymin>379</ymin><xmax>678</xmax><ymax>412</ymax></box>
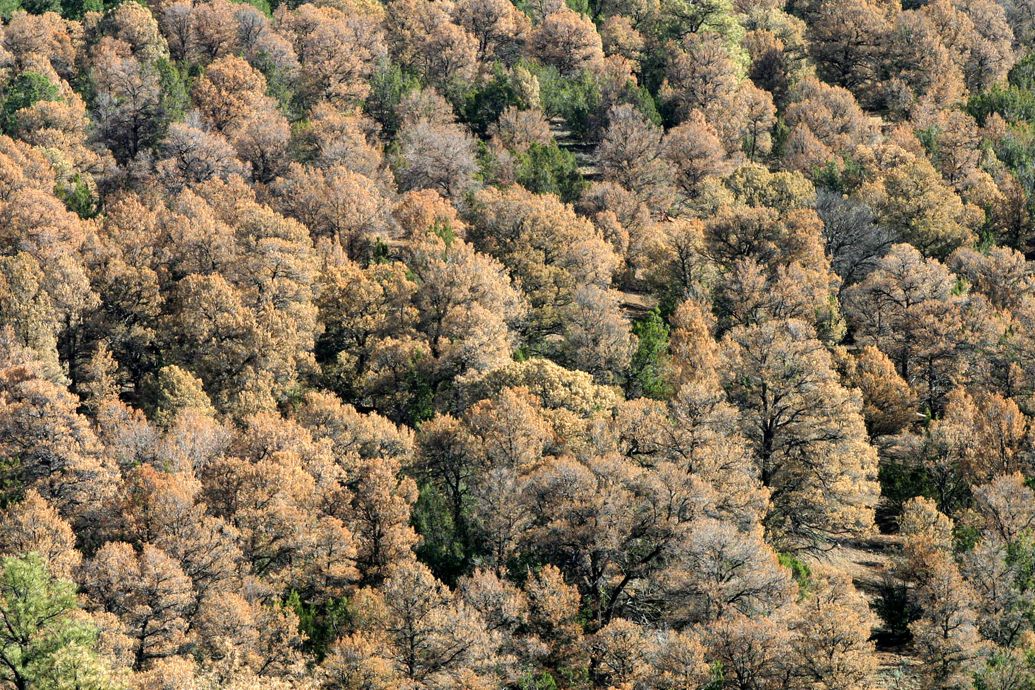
<box><xmin>1</xmin><ymin>0</ymin><xmax>1035</xmax><ymax>687</ymax></box>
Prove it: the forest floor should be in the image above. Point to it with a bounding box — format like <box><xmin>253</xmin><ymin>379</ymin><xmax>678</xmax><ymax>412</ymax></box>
<box><xmin>550</xmin><ymin>117</ymin><xmax>600</xmax><ymax>181</ymax></box>
<box><xmin>804</xmin><ymin>534</ymin><xmax>921</xmax><ymax>689</ymax></box>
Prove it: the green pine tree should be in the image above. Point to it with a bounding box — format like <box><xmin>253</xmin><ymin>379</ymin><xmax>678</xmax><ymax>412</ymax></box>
<box><xmin>630</xmin><ymin>308</ymin><xmax>672</xmax><ymax>399</ymax></box>
<box><xmin>0</xmin><ymin>553</ymin><xmax>114</xmax><ymax>690</ymax></box>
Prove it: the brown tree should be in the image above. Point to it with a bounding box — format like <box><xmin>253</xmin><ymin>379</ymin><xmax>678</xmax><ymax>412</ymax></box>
<box><xmin>349</xmin><ymin>561</ymin><xmax>499</xmax><ymax>684</ymax></box>
<box><xmin>0</xmin><ymin>336</ymin><xmax>118</xmax><ymax>532</ymax></box>
<box><xmin>802</xmin><ymin>0</ymin><xmax>891</xmax><ymax>95</ymax></box>
<box><xmin>453</xmin><ymin>0</ymin><xmax>530</xmax><ymax>63</ymax></box>
<box><xmin>859</xmin><ymin>155</ymin><xmax>979</xmax><ymax>258</ymax></box>
<box><xmin>721</xmin><ymin>319</ymin><xmax>880</xmax><ymax>548</ymax></box>
<box><xmin>559</xmin><ymin>285</ymin><xmax>636</xmax><ymax>385</ymax></box>
<box><xmin>597</xmin><ymin>104</ymin><xmax>676</xmax><ymax>214</ymax></box>
<box><xmin>272</xmin><ymin>164</ymin><xmax>391</xmax><ymax>255</ymax></box>
<box><xmin>277</xmin><ymin>3</ymin><xmax>386</xmax><ymax>106</ymax></box>
<box><xmin>385</xmin><ymin>0</ymin><xmax>478</xmax><ymax>93</ymax></box>
<box><xmin>82</xmin><ymin>542</ymin><xmax>194</xmax><ymax>670</ymax></box>
<box><xmin>789</xmin><ymin>573</ymin><xmax>879</xmax><ymax>690</ymax></box>
<box><xmin>467</xmin><ymin>186</ymin><xmax>619</xmax><ymax>337</ymax></box>
<box><xmin>844</xmin><ymin>244</ymin><xmax>972</xmax><ymax>412</ymax></box>
<box><xmin>531</xmin><ymin>8</ymin><xmax>604</xmax><ymax>75</ymax></box>
<box><xmin>839</xmin><ymin>345</ymin><xmax>918</xmax><ymax>437</ymax></box>
<box><xmin>393</xmin><ymin>119</ymin><xmax>479</xmax><ymax>201</ymax></box>
<box><xmin>662</xmin><ymin>110</ymin><xmax>734</xmax><ymax>199</ymax></box>
<box><xmin>0</xmin><ymin>490</ymin><xmax>81</xmax><ymax>580</ymax></box>
<box><xmin>909</xmin><ymin>550</ymin><xmax>986</xmax><ymax>690</ymax></box>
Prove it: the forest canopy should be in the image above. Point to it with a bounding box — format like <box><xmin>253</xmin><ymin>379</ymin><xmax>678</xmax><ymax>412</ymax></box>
<box><xmin>1</xmin><ymin>0</ymin><xmax>1035</xmax><ymax>688</ymax></box>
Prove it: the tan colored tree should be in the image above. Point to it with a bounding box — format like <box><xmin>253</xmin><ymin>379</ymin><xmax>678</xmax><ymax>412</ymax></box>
<box><xmin>0</xmin><ymin>253</ymin><xmax>62</xmax><ymax>379</ymax></box>
<box><xmin>467</xmin><ymin>185</ymin><xmax>619</xmax><ymax>337</ymax></box>
<box><xmin>884</xmin><ymin>9</ymin><xmax>968</xmax><ymax>116</ymax></box>
<box><xmin>272</xmin><ymin>164</ymin><xmax>391</xmax><ymax>254</ymax></box>
<box><xmin>524</xmin><ymin>563</ymin><xmax>583</xmax><ymax>668</ymax></box>
<box><xmin>488</xmin><ymin>107</ymin><xmax>553</xmax><ymax>156</ymax></box>
<box><xmin>844</xmin><ymin>244</ymin><xmax>968</xmax><ymax>412</ymax></box>
<box><xmin>713</xmin><ymin>256</ymin><xmax>845</xmax><ymax>343</ymax></box>
<box><xmin>782</xmin><ymin>77</ymin><xmax>879</xmax><ymax>170</ymax></box>
<box><xmin>453</xmin><ymin>0</ymin><xmax>530</xmax><ymax>63</ymax></box>
<box><xmin>703</xmin><ymin>203</ymin><xmax>822</xmax><ymax>272</ymax></box>
<box><xmin>704</xmin><ymin>612</ymin><xmax>794</xmax><ymax>690</ymax></box>
<box><xmin>531</xmin><ymin>8</ymin><xmax>604</xmax><ymax>75</ymax></box>
<box><xmin>0</xmin><ymin>337</ymin><xmax>118</xmax><ymax>531</ymax></box>
<box><xmin>295</xmin><ymin>103</ymin><xmax>386</xmax><ymax>176</ymax></box>
<box><xmin>926</xmin><ymin>0</ymin><xmax>1015</xmax><ymax>92</ymax></box>
<box><xmin>959</xmin><ymin>534</ymin><xmax>1032</xmax><ymax>647</ymax></box>
<box><xmin>88</xmin><ymin>199</ymin><xmax>164</xmax><ymax>392</ymax></box>
<box><xmin>643</xmin><ymin>219</ymin><xmax>713</xmax><ymax>305</ymax></box>
<box><xmin>396</xmin><ymin>83</ymin><xmax>458</xmax><ymax>132</ymax></box>
<box><xmin>160</xmin><ymin>273</ymin><xmax>264</xmax><ymax>413</ymax></box>
<box><xmin>315</xmin><ymin>250</ymin><xmax>418</xmax><ymax>394</ymax></box>
<box><xmin>667</xmin><ymin>299</ymin><xmax>720</xmax><ymax>388</ymax></box>
<box><xmin>0</xmin><ymin>183</ymin><xmax>97</xmax><ymax>384</ymax></box>
<box><xmin>460</xmin><ymin>568</ymin><xmax>527</xmax><ymax>627</ymax></box>
<box><xmin>321</xmin><ymin>632</ymin><xmax>398</xmax><ymax>690</ymax></box>
<box><xmin>559</xmin><ymin>285</ymin><xmax>636</xmax><ymax>385</ymax></box>
<box><xmin>588</xmin><ymin>618</ymin><xmax>654</xmax><ymax>688</ymax></box>
<box><xmin>191</xmin><ymin>55</ymin><xmax>271</xmax><ymax>133</ymax></box>
<box><xmin>899</xmin><ymin>496</ymin><xmax>955</xmax><ymax>566</ymax></box>
<box><xmin>191</xmin><ymin>0</ymin><xmax>242</xmax><ymax>61</ymax></box>
<box><xmin>859</xmin><ymin>155</ymin><xmax>979</xmax><ymax>258</ymax></box>
<box><xmin>192</xmin><ymin>592</ymin><xmax>265</xmax><ymax>675</ymax></box>
<box><xmin>618</xmin><ymin>375</ymin><xmax>771</xmax><ymax>528</ymax></box>
<box><xmin>464</xmin><ymin>387</ymin><xmax>552</xmax><ymax>569</ymax></box>
<box><xmin>659</xmin><ymin>517</ymin><xmax>794</xmax><ymax>624</ymax></box>
<box><xmin>721</xmin><ymin>319</ymin><xmax>879</xmax><ymax>548</ymax></box>
<box><xmin>789</xmin><ymin>573</ymin><xmax>879</xmax><ymax>690</ymax></box>
<box><xmin>347</xmin><ymin>455</ymin><xmax>419</xmax><ymax>584</ymax></box>
<box><xmin>385</xmin><ymin>0</ymin><xmax>478</xmax><ymax>93</ymax></box>
<box><xmin>801</xmin><ymin>0</ymin><xmax>891</xmax><ymax>94</ymax></box>
<box><xmin>733</xmin><ymin>81</ymin><xmax>778</xmax><ymax>160</ymax></box>
<box><xmin>227</xmin><ymin>110</ymin><xmax>292</xmax><ymax>185</ymax></box>
<box><xmin>393</xmin><ymin>189</ymin><xmax>466</xmax><ymax>240</ymax></box>
<box><xmin>4</xmin><ymin>12</ymin><xmax>77</xmax><ymax>78</ymax></box>
<box><xmin>597</xmin><ymin>104</ymin><xmax>676</xmax><ymax>214</ymax></box>
<box><xmin>404</xmin><ymin>231</ymin><xmax>526</xmax><ymax>376</ymax></box>
<box><xmin>155</xmin><ymin>122</ymin><xmax>248</xmax><ymax>190</ymax></box>
<box><xmin>0</xmin><ymin>490</ymin><xmax>81</xmax><ymax>580</ymax></box>
<box><xmin>294</xmin><ymin>389</ymin><xmax>415</xmax><ymax>466</ymax></box>
<box><xmin>99</xmin><ymin>0</ymin><xmax>169</xmax><ymax>62</ymax></box>
<box><xmin>839</xmin><ymin>345</ymin><xmax>918</xmax><ymax>436</ymax></box>
<box><xmin>661</xmin><ymin>31</ymin><xmax>739</xmax><ymax>124</ymax></box>
<box><xmin>276</xmin><ymin>3</ymin><xmax>385</xmax><ymax>106</ymax></box>
<box><xmin>662</xmin><ymin>110</ymin><xmax>734</xmax><ymax>199</ymax></box>
<box><xmin>909</xmin><ymin>550</ymin><xmax>986</xmax><ymax>690</ymax></box>
<box><xmin>935</xmin><ymin>389</ymin><xmax>1030</xmax><ymax>484</ymax></box>
<box><xmin>648</xmin><ymin>630</ymin><xmax>711</xmax><ymax>690</ymax></box>
<box><xmin>524</xmin><ymin>452</ymin><xmax>695</xmax><ymax>627</ymax></box>
<box><xmin>948</xmin><ymin>245</ymin><xmax>1035</xmax><ymax>312</ymax></box>
<box><xmin>350</xmin><ymin>560</ymin><xmax>498</xmax><ymax>684</ymax></box>
<box><xmin>89</xmin><ymin>38</ymin><xmax>167</xmax><ymax>164</ymax></box>
<box><xmin>83</xmin><ymin>542</ymin><xmax>194</xmax><ymax>670</ymax></box>
<box><xmin>120</xmin><ymin>463</ymin><xmax>242</xmax><ymax>605</ymax></box>
<box><xmin>971</xmin><ymin>473</ymin><xmax>1035</xmax><ymax>547</ymax></box>
<box><xmin>578</xmin><ymin>181</ymin><xmax>652</xmax><ymax>266</ymax></box>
